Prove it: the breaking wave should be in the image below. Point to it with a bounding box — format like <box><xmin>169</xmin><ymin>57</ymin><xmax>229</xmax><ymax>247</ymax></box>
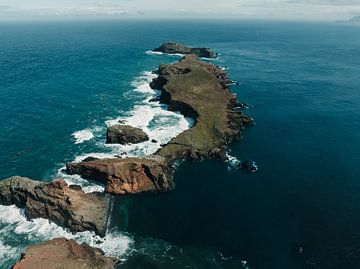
<box><xmin>0</xmin><ymin>205</ymin><xmax>133</xmax><ymax>268</ymax></box>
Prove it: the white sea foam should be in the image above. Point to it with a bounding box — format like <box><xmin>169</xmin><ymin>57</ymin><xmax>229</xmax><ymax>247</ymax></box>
<box><xmin>145</xmin><ymin>50</ymin><xmax>164</xmax><ymax>56</ymax></box>
<box><xmin>72</xmin><ymin>129</ymin><xmax>95</xmax><ymax>144</ymax></box>
<box><xmin>145</xmin><ymin>50</ymin><xmax>185</xmax><ymax>57</ymax></box>
<box><xmin>63</xmin><ymin>70</ymin><xmax>194</xmax><ymax>191</ymax></box>
<box><xmin>100</xmin><ymin>70</ymin><xmax>194</xmax><ymax>157</ymax></box>
<box><xmin>0</xmin><ymin>205</ymin><xmax>133</xmax><ymax>266</ymax></box>
<box><xmin>104</xmin><ymin>103</ymin><xmax>193</xmax><ymax>157</ymax></box>
<box><xmin>226</xmin><ymin>153</ymin><xmax>242</xmax><ymax>170</ymax></box>
<box><xmin>57</xmin><ymin>166</ymin><xmax>105</xmax><ymax>193</ymax></box>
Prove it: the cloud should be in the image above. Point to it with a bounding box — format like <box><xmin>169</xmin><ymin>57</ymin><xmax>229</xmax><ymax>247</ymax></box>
<box><xmin>0</xmin><ymin>0</ymin><xmax>360</xmax><ymax>20</ymax></box>
<box><xmin>284</xmin><ymin>0</ymin><xmax>360</xmax><ymax>5</ymax></box>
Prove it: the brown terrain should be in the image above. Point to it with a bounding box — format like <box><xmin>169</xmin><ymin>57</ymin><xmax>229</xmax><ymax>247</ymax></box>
<box><xmin>0</xmin><ymin>176</ymin><xmax>111</xmax><ymax>236</ymax></box>
<box><xmin>12</xmin><ymin>238</ymin><xmax>118</xmax><ymax>269</ymax></box>
<box><xmin>65</xmin><ymin>54</ymin><xmax>252</xmax><ymax>194</ymax></box>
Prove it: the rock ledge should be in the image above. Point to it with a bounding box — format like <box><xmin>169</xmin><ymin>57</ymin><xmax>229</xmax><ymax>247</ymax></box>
<box><xmin>0</xmin><ymin>176</ymin><xmax>111</xmax><ymax>236</ymax></box>
<box><xmin>12</xmin><ymin>238</ymin><xmax>117</xmax><ymax>269</ymax></box>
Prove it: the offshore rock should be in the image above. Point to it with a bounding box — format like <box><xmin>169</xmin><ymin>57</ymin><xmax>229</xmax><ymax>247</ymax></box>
<box><xmin>153</xmin><ymin>42</ymin><xmax>217</xmax><ymax>58</ymax></box>
<box><xmin>106</xmin><ymin>124</ymin><xmax>149</xmax><ymax>144</ymax></box>
<box><xmin>12</xmin><ymin>238</ymin><xmax>117</xmax><ymax>269</ymax></box>
<box><xmin>0</xmin><ymin>176</ymin><xmax>111</xmax><ymax>236</ymax></box>
<box><xmin>66</xmin><ymin>155</ymin><xmax>174</xmax><ymax>195</ymax></box>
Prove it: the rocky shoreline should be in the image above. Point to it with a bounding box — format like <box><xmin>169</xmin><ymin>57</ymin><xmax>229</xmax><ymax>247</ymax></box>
<box><xmin>12</xmin><ymin>238</ymin><xmax>118</xmax><ymax>269</ymax></box>
<box><xmin>65</xmin><ymin>54</ymin><xmax>253</xmax><ymax>195</ymax></box>
<box><xmin>0</xmin><ymin>176</ymin><xmax>111</xmax><ymax>236</ymax></box>
<box><xmin>2</xmin><ymin>43</ymin><xmax>253</xmax><ymax>268</ymax></box>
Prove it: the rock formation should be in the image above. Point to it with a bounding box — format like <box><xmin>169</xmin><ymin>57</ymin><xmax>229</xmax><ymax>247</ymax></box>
<box><xmin>0</xmin><ymin>176</ymin><xmax>111</xmax><ymax>236</ymax></box>
<box><xmin>153</xmin><ymin>42</ymin><xmax>217</xmax><ymax>58</ymax></box>
<box><xmin>106</xmin><ymin>124</ymin><xmax>149</xmax><ymax>144</ymax></box>
<box><xmin>151</xmin><ymin>54</ymin><xmax>253</xmax><ymax>162</ymax></box>
<box><xmin>1</xmin><ymin>44</ymin><xmax>254</xmax><ymax>266</ymax></box>
<box><xmin>66</xmin><ymin>52</ymin><xmax>253</xmax><ymax>195</ymax></box>
<box><xmin>66</xmin><ymin>155</ymin><xmax>174</xmax><ymax>195</ymax></box>
<box><xmin>12</xmin><ymin>238</ymin><xmax>117</xmax><ymax>269</ymax></box>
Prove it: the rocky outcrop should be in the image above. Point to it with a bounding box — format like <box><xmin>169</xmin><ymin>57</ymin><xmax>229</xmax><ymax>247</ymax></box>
<box><xmin>66</xmin><ymin>155</ymin><xmax>174</xmax><ymax>195</ymax></box>
<box><xmin>106</xmin><ymin>124</ymin><xmax>149</xmax><ymax>144</ymax></box>
<box><xmin>153</xmin><ymin>42</ymin><xmax>217</xmax><ymax>58</ymax></box>
<box><xmin>12</xmin><ymin>238</ymin><xmax>117</xmax><ymax>269</ymax></box>
<box><xmin>151</xmin><ymin>54</ymin><xmax>253</xmax><ymax>162</ymax></box>
<box><xmin>66</xmin><ymin>47</ymin><xmax>253</xmax><ymax>194</ymax></box>
<box><xmin>0</xmin><ymin>176</ymin><xmax>111</xmax><ymax>236</ymax></box>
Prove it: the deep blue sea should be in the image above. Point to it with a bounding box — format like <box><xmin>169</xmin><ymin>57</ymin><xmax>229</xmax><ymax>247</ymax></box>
<box><xmin>0</xmin><ymin>20</ymin><xmax>360</xmax><ymax>269</ymax></box>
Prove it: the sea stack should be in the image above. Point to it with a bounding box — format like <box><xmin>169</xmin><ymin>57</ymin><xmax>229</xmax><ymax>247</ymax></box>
<box><xmin>106</xmin><ymin>124</ymin><xmax>149</xmax><ymax>144</ymax></box>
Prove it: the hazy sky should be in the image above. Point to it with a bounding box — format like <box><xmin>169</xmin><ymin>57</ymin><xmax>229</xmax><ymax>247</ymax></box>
<box><xmin>0</xmin><ymin>0</ymin><xmax>359</xmax><ymax>20</ymax></box>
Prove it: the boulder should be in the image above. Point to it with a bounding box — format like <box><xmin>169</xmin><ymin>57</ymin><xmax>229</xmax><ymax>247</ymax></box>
<box><xmin>12</xmin><ymin>238</ymin><xmax>117</xmax><ymax>269</ymax></box>
<box><xmin>66</xmin><ymin>155</ymin><xmax>174</xmax><ymax>195</ymax></box>
<box><xmin>106</xmin><ymin>125</ymin><xmax>149</xmax><ymax>144</ymax></box>
<box><xmin>0</xmin><ymin>176</ymin><xmax>111</xmax><ymax>236</ymax></box>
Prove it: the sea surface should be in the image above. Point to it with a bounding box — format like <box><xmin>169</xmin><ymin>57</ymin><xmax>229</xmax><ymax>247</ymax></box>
<box><xmin>0</xmin><ymin>20</ymin><xmax>360</xmax><ymax>269</ymax></box>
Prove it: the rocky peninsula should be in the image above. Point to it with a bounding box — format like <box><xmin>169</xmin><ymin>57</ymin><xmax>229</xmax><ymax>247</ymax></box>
<box><xmin>1</xmin><ymin>44</ymin><xmax>253</xmax><ymax>268</ymax></box>
<box><xmin>12</xmin><ymin>238</ymin><xmax>118</xmax><ymax>269</ymax></box>
<box><xmin>65</xmin><ymin>54</ymin><xmax>253</xmax><ymax>195</ymax></box>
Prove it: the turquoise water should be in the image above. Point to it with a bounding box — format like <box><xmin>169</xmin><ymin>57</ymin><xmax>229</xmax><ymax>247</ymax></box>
<box><xmin>1</xmin><ymin>20</ymin><xmax>360</xmax><ymax>268</ymax></box>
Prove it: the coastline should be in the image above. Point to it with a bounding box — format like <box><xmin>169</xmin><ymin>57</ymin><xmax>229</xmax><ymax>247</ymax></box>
<box><xmin>0</xmin><ymin>44</ymin><xmax>253</xmax><ymax>268</ymax></box>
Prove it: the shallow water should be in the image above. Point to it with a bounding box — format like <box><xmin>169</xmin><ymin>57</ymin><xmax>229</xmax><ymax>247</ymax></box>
<box><xmin>0</xmin><ymin>20</ymin><xmax>360</xmax><ymax>268</ymax></box>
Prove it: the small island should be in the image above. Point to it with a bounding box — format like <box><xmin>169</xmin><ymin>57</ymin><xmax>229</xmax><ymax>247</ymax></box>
<box><xmin>2</xmin><ymin>43</ymin><xmax>253</xmax><ymax>268</ymax></box>
<box><xmin>153</xmin><ymin>42</ymin><xmax>218</xmax><ymax>58</ymax></box>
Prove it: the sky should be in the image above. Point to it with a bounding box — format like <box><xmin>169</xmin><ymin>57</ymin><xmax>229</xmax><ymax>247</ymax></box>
<box><xmin>0</xmin><ymin>0</ymin><xmax>359</xmax><ymax>21</ymax></box>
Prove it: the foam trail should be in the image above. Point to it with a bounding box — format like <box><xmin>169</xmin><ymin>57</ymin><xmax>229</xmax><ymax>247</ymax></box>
<box><xmin>145</xmin><ymin>50</ymin><xmax>164</xmax><ymax>56</ymax></box>
<box><xmin>72</xmin><ymin>129</ymin><xmax>94</xmax><ymax>144</ymax></box>
<box><xmin>0</xmin><ymin>205</ymin><xmax>133</xmax><ymax>267</ymax></box>
<box><xmin>145</xmin><ymin>50</ymin><xmax>185</xmax><ymax>57</ymax></box>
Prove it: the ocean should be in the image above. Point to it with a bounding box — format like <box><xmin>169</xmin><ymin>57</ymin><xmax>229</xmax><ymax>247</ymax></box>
<box><xmin>0</xmin><ymin>20</ymin><xmax>360</xmax><ymax>269</ymax></box>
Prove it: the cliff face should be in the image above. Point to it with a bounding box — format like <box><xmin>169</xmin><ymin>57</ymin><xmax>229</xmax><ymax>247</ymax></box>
<box><xmin>66</xmin><ymin>155</ymin><xmax>174</xmax><ymax>195</ymax></box>
<box><xmin>0</xmin><ymin>176</ymin><xmax>111</xmax><ymax>236</ymax></box>
<box><xmin>152</xmin><ymin>55</ymin><xmax>253</xmax><ymax>162</ymax></box>
<box><xmin>12</xmin><ymin>238</ymin><xmax>117</xmax><ymax>269</ymax></box>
